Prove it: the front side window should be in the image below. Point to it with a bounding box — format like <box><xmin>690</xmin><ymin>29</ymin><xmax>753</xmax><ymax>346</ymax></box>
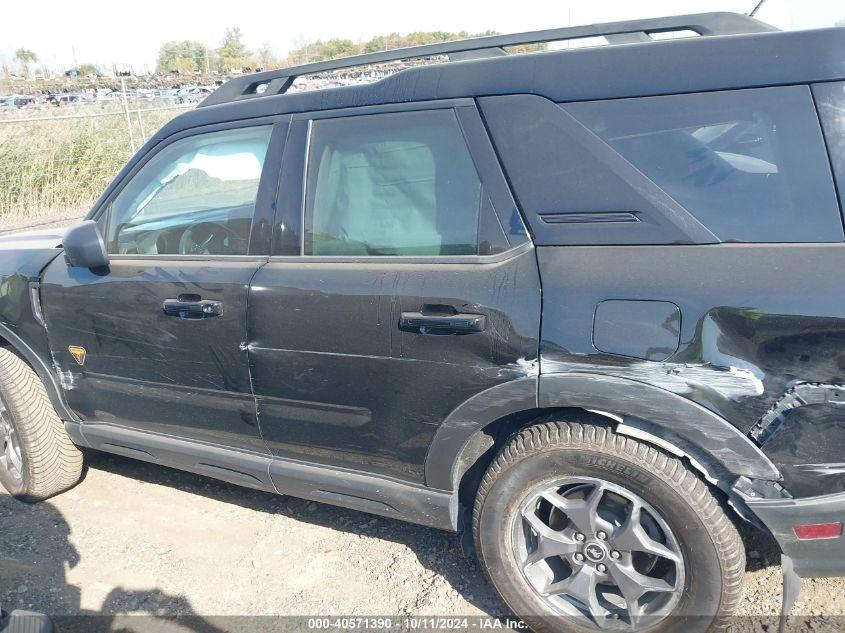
<box><xmin>107</xmin><ymin>126</ymin><xmax>272</xmax><ymax>255</ymax></box>
<box><xmin>304</xmin><ymin>110</ymin><xmax>486</xmax><ymax>256</ymax></box>
<box><xmin>564</xmin><ymin>86</ymin><xmax>843</xmax><ymax>243</ymax></box>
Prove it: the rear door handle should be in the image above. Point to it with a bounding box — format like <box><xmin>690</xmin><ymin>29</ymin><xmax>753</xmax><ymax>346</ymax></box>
<box><xmin>399</xmin><ymin>311</ymin><xmax>486</xmax><ymax>335</ymax></box>
<box><xmin>163</xmin><ymin>296</ymin><xmax>223</xmax><ymax>319</ymax></box>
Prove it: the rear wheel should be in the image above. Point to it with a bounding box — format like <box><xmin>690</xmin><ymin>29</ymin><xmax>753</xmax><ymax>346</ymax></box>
<box><xmin>0</xmin><ymin>348</ymin><xmax>83</xmax><ymax>501</ymax></box>
<box><xmin>473</xmin><ymin>418</ymin><xmax>744</xmax><ymax>633</ymax></box>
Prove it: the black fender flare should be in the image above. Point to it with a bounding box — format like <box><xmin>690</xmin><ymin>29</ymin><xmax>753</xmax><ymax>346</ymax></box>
<box><xmin>425</xmin><ymin>372</ymin><xmax>780</xmax><ymax>491</ymax></box>
<box><xmin>425</xmin><ymin>377</ymin><xmax>538</xmax><ymax>490</ymax></box>
<box><xmin>0</xmin><ymin>321</ymin><xmax>77</xmax><ymax>422</ymax></box>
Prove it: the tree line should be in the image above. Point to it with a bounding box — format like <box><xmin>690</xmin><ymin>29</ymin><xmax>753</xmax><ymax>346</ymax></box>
<box><xmin>6</xmin><ymin>28</ymin><xmax>507</xmax><ymax>80</ymax></box>
<box><xmin>156</xmin><ymin>28</ymin><xmax>505</xmax><ymax>75</ymax></box>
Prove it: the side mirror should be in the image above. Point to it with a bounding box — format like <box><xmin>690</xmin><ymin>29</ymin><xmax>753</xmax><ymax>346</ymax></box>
<box><xmin>63</xmin><ymin>220</ymin><xmax>109</xmax><ymax>269</ymax></box>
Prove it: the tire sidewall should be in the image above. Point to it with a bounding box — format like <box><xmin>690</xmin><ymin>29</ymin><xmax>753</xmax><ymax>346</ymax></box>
<box><xmin>477</xmin><ymin>447</ymin><xmax>727</xmax><ymax>633</ymax></box>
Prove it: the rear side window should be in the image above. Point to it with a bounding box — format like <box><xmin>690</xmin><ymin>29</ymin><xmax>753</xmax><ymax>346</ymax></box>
<box><xmin>304</xmin><ymin>109</ymin><xmax>496</xmax><ymax>256</ymax></box>
<box><xmin>564</xmin><ymin>86</ymin><xmax>843</xmax><ymax>243</ymax></box>
<box><xmin>815</xmin><ymin>81</ymin><xmax>845</xmax><ymax>212</ymax></box>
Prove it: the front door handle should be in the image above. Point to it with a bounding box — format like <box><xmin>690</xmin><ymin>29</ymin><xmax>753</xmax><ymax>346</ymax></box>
<box><xmin>163</xmin><ymin>295</ymin><xmax>223</xmax><ymax>319</ymax></box>
<box><xmin>399</xmin><ymin>310</ymin><xmax>486</xmax><ymax>335</ymax></box>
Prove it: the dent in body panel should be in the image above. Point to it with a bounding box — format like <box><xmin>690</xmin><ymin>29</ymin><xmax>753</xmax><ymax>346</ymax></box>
<box><xmin>542</xmin><ymin>309</ymin><xmax>769</xmax><ymax>406</ymax></box>
<box><xmin>751</xmin><ymin>386</ymin><xmax>845</xmax><ymax>497</ymax></box>
<box><xmin>538</xmin><ymin>245</ymin><xmax>845</xmax><ymax>434</ymax></box>
<box><xmin>537</xmin><ymin>372</ymin><xmax>780</xmax><ymax>481</ymax></box>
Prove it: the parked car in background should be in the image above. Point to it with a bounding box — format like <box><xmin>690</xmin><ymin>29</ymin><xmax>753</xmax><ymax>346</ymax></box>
<box><xmin>1</xmin><ymin>95</ymin><xmax>34</xmax><ymax>108</ymax></box>
<box><xmin>174</xmin><ymin>86</ymin><xmax>213</xmax><ymax>104</ymax></box>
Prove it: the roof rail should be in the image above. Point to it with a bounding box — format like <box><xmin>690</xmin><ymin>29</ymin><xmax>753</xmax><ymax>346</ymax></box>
<box><xmin>200</xmin><ymin>12</ymin><xmax>776</xmax><ymax>108</ymax></box>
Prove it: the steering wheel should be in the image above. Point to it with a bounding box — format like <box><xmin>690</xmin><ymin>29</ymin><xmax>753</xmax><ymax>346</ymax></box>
<box><xmin>178</xmin><ymin>222</ymin><xmax>237</xmax><ymax>255</ymax></box>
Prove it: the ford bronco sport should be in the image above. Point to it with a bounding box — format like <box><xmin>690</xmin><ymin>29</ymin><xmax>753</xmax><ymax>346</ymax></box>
<box><xmin>2</xmin><ymin>12</ymin><xmax>845</xmax><ymax>632</ymax></box>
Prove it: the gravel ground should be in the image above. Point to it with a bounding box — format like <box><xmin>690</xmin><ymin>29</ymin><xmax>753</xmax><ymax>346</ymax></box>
<box><xmin>2</xmin><ymin>450</ymin><xmax>845</xmax><ymax>633</ymax></box>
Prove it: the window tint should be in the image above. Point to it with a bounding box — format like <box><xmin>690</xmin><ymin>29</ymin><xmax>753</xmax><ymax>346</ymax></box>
<box><xmin>815</xmin><ymin>81</ymin><xmax>845</xmax><ymax>213</ymax></box>
<box><xmin>564</xmin><ymin>87</ymin><xmax>843</xmax><ymax>243</ymax></box>
<box><xmin>304</xmin><ymin>110</ymin><xmax>488</xmax><ymax>256</ymax></box>
<box><xmin>108</xmin><ymin>126</ymin><xmax>272</xmax><ymax>255</ymax></box>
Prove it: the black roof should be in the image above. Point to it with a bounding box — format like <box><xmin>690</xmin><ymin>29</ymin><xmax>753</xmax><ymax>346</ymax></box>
<box><xmin>200</xmin><ymin>12</ymin><xmax>776</xmax><ymax>107</ymax></box>
<box><xmin>152</xmin><ymin>17</ymin><xmax>845</xmax><ymax>152</ymax></box>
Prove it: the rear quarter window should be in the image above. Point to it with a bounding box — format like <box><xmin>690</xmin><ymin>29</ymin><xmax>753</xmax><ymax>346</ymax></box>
<box><xmin>564</xmin><ymin>86</ymin><xmax>843</xmax><ymax>243</ymax></box>
<box><xmin>814</xmin><ymin>81</ymin><xmax>845</xmax><ymax>212</ymax></box>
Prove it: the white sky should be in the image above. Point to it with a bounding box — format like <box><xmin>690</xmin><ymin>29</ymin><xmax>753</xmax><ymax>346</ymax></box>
<box><xmin>1</xmin><ymin>0</ymin><xmax>842</xmax><ymax>72</ymax></box>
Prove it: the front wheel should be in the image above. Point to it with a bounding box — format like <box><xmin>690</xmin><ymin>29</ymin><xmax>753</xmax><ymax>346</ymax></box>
<box><xmin>473</xmin><ymin>419</ymin><xmax>744</xmax><ymax>633</ymax></box>
<box><xmin>0</xmin><ymin>348</ymin><xmax>83</xmax><ymax>501</ymax></box>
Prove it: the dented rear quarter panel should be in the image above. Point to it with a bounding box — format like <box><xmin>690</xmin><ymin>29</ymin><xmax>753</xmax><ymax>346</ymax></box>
<box><xmin>537</xmin><ymin>244</ymin><xmax>845</xmax><ymax>494</ymax></box>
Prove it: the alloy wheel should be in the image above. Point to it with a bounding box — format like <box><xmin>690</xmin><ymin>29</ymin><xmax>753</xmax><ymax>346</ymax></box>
<box><xmin>511</xmin><ymin>476</ymin><xmax>685</xmax><ymax>629</ymax></box>
<box><xmin>0</xmin><ymin>397</ymin><xmax>23</xmax><ymax>481</ymax></box>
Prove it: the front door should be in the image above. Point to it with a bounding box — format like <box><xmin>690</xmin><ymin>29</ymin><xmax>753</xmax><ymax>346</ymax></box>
<box><xmin>41</xmin><ymin>121</ymin><xmax>285</xmax><ymax>452</ymax></box>
<box><xmin>248</xmin><ymin>103</ymin><xmax>541</xmax><ymax>482</ymax></box>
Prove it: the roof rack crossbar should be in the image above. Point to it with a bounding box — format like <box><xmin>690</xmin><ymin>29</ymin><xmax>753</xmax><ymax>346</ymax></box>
<box><xmin>200</xmin><ymin>12</ymin><xmax>776</xmax><ymax>107</ymax></box>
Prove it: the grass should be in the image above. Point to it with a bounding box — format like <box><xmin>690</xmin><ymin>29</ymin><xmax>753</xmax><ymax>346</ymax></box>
<box><xmin>0</xmin><ymin>103</ymin><xmax>188</xmax><ymax>228</ymax></box>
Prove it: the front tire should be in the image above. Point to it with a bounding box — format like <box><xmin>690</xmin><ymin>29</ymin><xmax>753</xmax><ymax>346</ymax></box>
<box><xmin>473</xmin><ymin>418</ymin><xmax>744</xmax><ymax>633</ymax></box>
<box><xmin>0</xmin><ymin>348</ymin><xmax>83</xmax><ymax>501</ymax></box>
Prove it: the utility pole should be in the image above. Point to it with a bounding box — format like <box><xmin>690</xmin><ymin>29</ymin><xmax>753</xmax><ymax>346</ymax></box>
<box><xmin>205</xmin><ymin>45</ymin><xmax>211</xmax><ymax>74</ymax></box>
<box><xmin>120</xmin><ymin>76</ymin><xmax>136</xmax><ymax>153</ymax></box>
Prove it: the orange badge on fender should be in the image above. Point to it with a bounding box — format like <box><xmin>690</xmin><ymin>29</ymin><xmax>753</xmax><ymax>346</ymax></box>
<box><xmin>68</xmin><ymin>346</ymin><xmax>86</xmax><ymax>366</ymax></box>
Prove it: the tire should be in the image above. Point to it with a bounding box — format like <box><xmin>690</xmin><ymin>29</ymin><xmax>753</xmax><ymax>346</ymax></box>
<box><xmin>473</xmin><ymin>418</ymin><xmax>744</xmax><ymax>633</ymax></box>
<box><xmin>0</xmin><ymin>347</ymin><xmax>83</xmax><ymax>501</ymax></box>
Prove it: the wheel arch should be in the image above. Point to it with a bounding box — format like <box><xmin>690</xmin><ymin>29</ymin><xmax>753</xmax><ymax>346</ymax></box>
<box><xmin>426</xmin><ymin>373</ymin><xmax>782</xmax><ymax>517</ymax></box>
<box><xmin>0</xmin><ymin>321</ymin><xmax>76</xmax><ymax>423</ymax></box>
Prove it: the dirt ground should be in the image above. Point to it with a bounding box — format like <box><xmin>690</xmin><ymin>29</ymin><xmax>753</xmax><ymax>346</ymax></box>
<box><xmin>2</xmin><ymin>450</ymin><xmax>845</xmax><ymax>632</ymax></box>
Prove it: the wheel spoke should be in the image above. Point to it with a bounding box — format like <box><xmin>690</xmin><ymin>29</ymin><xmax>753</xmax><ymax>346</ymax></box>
<box><xmin>521</xmin><ymin>509</ymin><xmax>579</xmax><ymax>566</ymax></box>
<box><xmin>542</xmin><ymin>484</ymin><xmax>613</xmax><ymax>536</ymax></box>
<box><xmin>544</xmin><ymin>565</ymin><xmax>610</xmax><ymax>624</ymax></box>
<box><xmin>613</xmin><ymin>502</ymin><xmax>680</xmax><ymax>563</ymax></box>
<box><xmin>609</xmin><ymin>562</ymin><xmax>674</xmax><ymax>606</ymax></box>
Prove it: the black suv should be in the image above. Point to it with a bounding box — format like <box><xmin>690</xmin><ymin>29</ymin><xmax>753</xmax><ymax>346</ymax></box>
<box><xmin>2</xmin><ymin>12</ymin><xmax>845</xmax><ymax>632</ymax></box>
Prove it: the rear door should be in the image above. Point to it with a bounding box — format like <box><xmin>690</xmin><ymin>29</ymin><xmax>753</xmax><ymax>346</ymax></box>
<box><xmin>41</xmin><ymin>118</ymin><xmax>287</xmax><ymax>452</ymax></box>
<box><xmin>247</xmin><ymin>101</ymin><xmax>541</xmax><ymax>483</ymax></box>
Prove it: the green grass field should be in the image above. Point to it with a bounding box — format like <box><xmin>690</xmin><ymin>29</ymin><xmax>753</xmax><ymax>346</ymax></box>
<box><xmin>0</xmin><ymin>104</ymin><xmax>186</xmax><ymax>227</ymax></box>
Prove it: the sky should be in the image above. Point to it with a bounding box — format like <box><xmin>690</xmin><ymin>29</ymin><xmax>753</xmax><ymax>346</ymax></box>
<box><xmin>1</xmin><ymin>0</ymin><xmax>842</xmax><ymax>72</ymax></box>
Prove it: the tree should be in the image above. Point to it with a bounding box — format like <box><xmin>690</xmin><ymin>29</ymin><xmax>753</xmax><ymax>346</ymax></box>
<box><xmin>156</xmin><ymin>40</ymin><xmax>207</xmax><ymax>74</ymax></box>
<box><xmin>322</xmin><ymin>39</ymin><xmax>357</xmax><ymax>60</ymax></box>
<box><xmin>256</xmin><ymin>42</ymin><xmax>278</xmax><ymax>69</ymax></box>
<box><xmin>78</xmin><ymin>63</ymin><xmax>99</xmax><ymax>77</ymax></box>
<box><xmin>14</xmin><ymin>48</ymin><xmax>37</xmax><ymax>77</ymax></box>
<box><xmin>216</xmin><ymin>27</ymin><xmax>254</xmax><ymax>71</ymax></box>
<box><xmin>286</xmin><ymin>31</ymin><xmax>502</xmax><ymax>65</ymax></box>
